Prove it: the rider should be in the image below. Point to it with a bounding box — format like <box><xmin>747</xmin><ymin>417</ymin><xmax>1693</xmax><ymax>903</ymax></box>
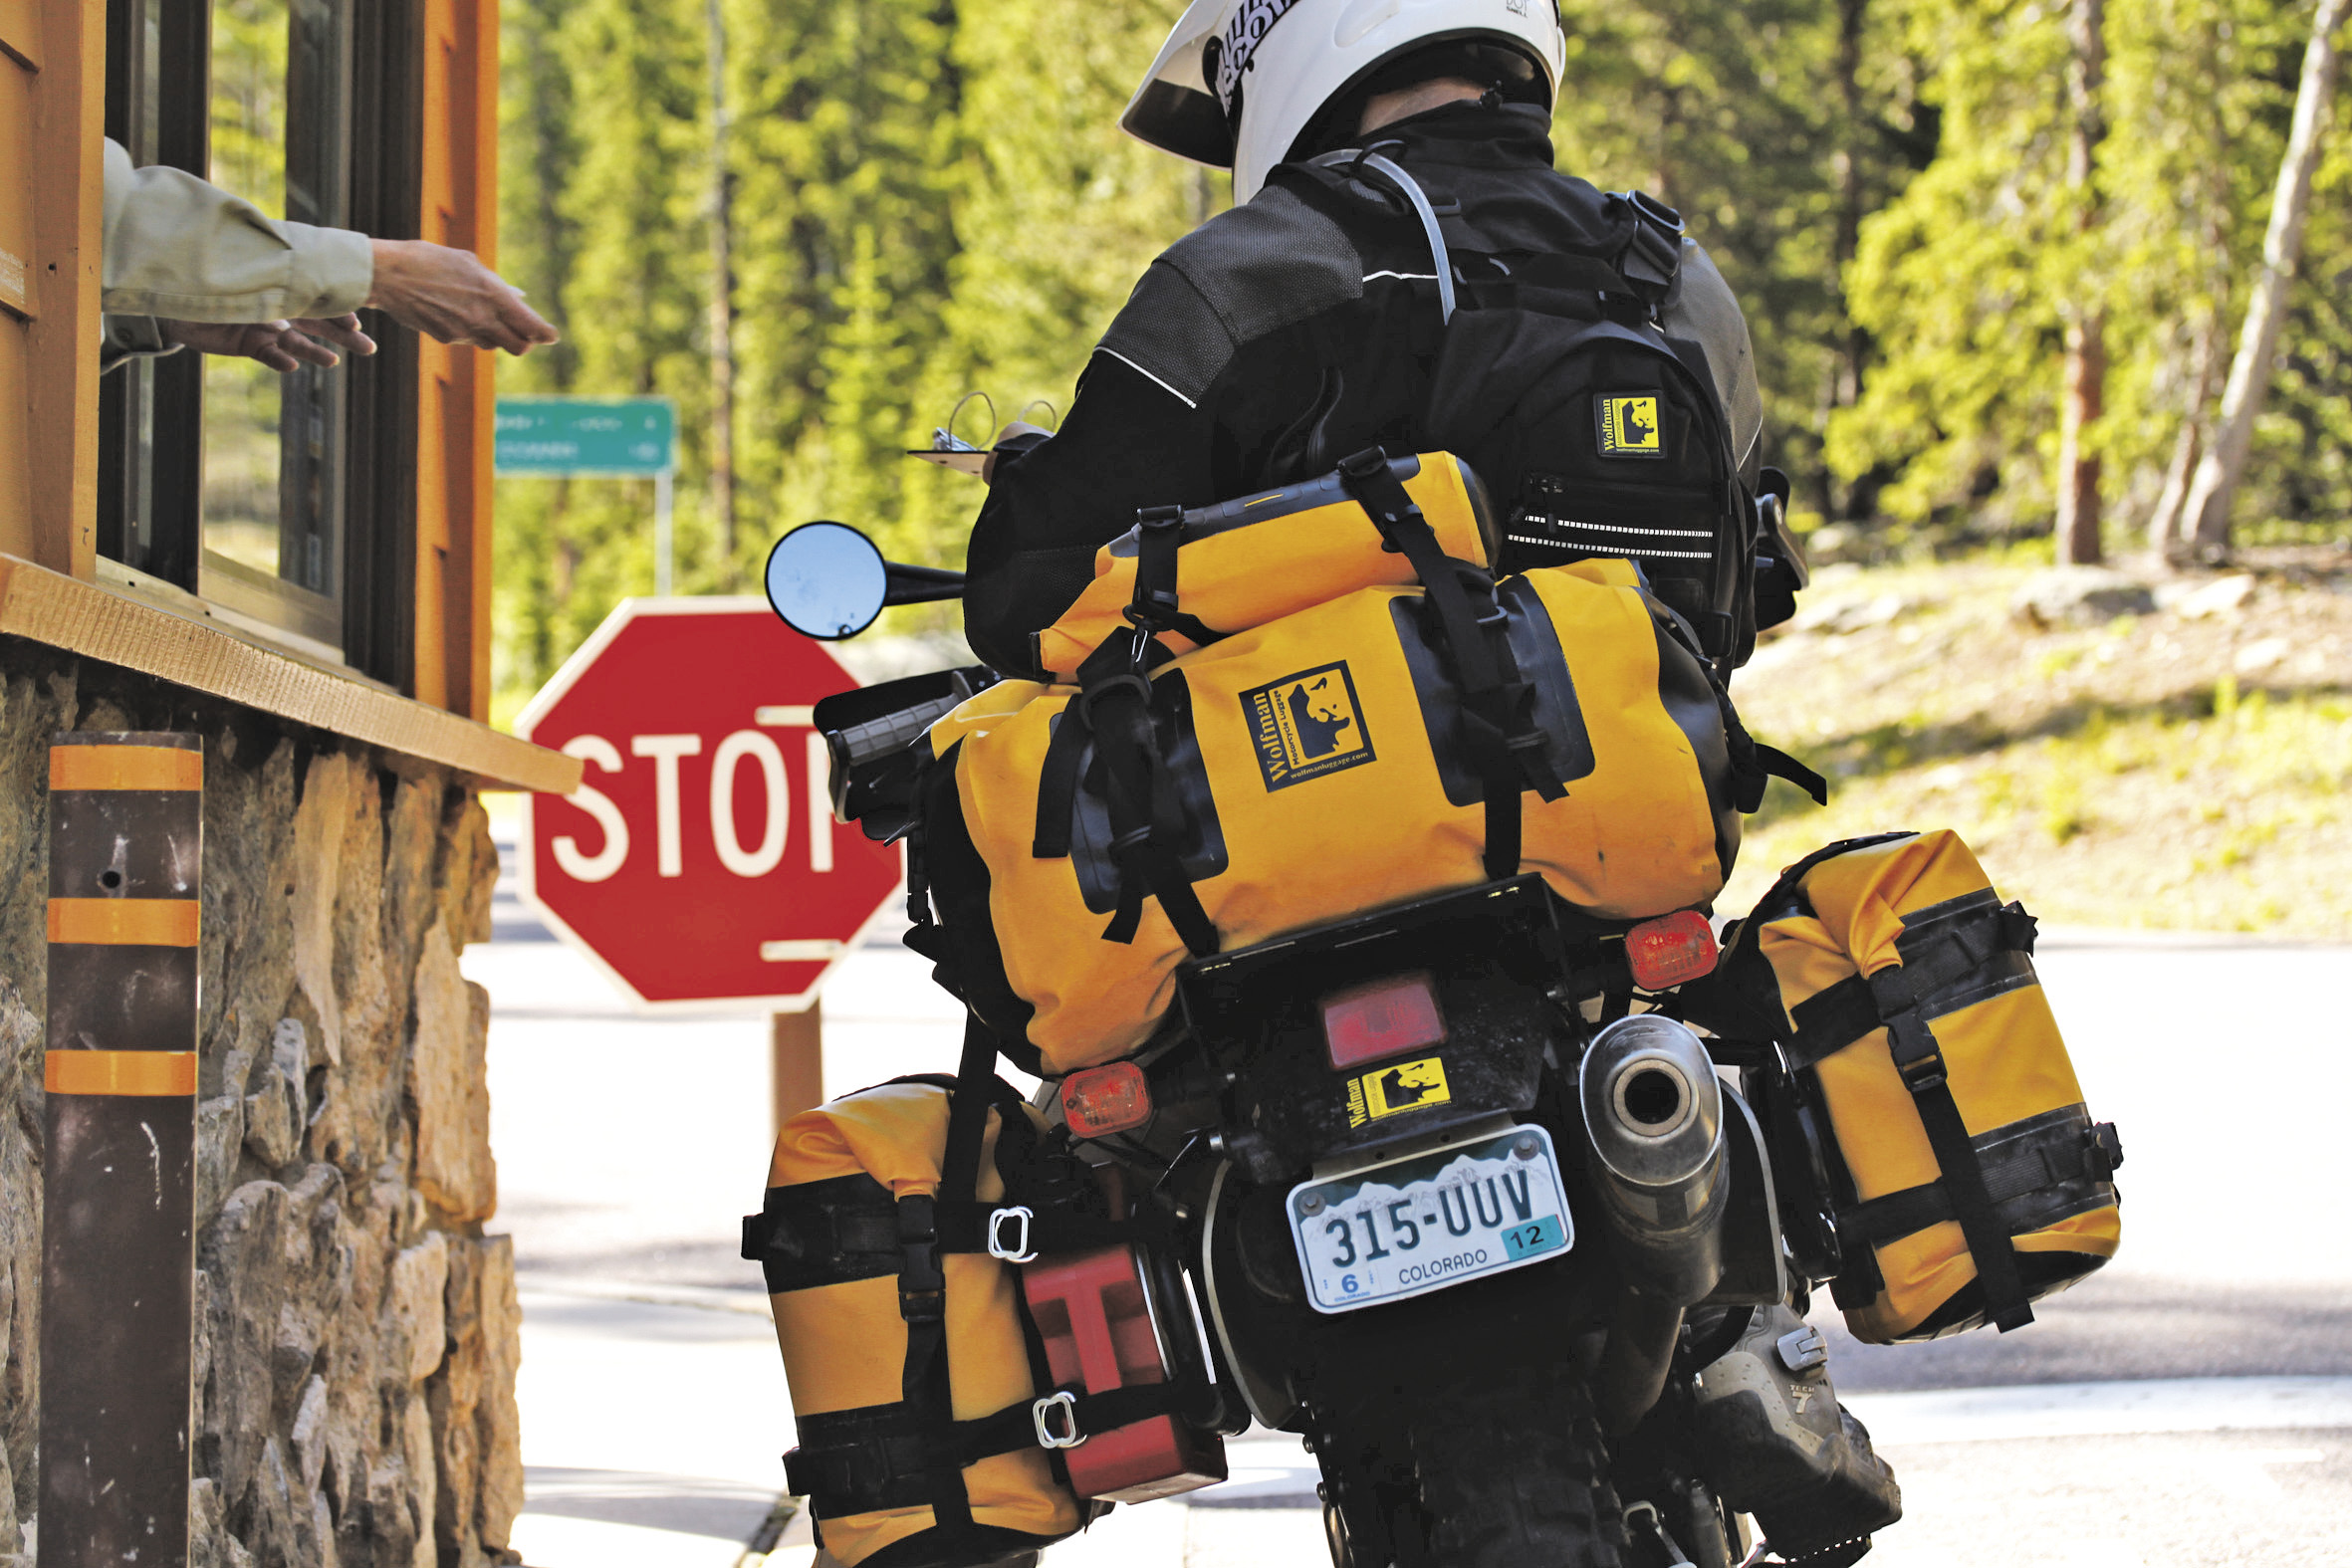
<box><xmin>959</xmin><ymin>0</ymin><xmax>1764</xmax><ymax>678</ymax></box>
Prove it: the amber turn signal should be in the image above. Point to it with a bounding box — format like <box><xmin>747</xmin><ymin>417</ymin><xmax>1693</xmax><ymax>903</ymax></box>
<box><xmin>1624</xmin><ymin>910</ymin><xmax>1719</xmax><ymax>991</ymax></box>
<box><xmin>1061</xmin><ymin>1061</ymin><xmax>1153</xmax><ymax>1138</ymax></box>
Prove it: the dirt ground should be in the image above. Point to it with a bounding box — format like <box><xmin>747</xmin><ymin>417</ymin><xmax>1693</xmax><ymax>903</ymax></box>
<box><xmin>1719</xmin><ymin>546</ymin><xmax>2352</xmax><ymax>937</ymax></box>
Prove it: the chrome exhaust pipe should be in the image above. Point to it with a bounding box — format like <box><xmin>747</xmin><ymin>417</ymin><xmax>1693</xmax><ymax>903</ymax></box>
<box><xmin>1577</xmin><ymin>1015</ymin><xmax>1728</xmax><ymax>1307</ymax></box>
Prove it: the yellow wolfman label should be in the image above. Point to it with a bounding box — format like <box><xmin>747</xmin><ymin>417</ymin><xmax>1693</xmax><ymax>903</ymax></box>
<box><xmin>1346</xmin><ymin>1056</ymin><xmax>1452</xmax><ymax>1128</ymax></box>
<box><xmin>1245</xmin><ymin>661</ymin><xmax>1375</xmax><ymax>791</ymax></box>
<box><xmin>1596</xmin><ymin>394</ymin><xmax>1665</xmax><ymax>459</ymax></box>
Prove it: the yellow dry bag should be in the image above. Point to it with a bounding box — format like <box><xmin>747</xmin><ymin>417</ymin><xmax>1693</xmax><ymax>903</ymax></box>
<box><xmin>746</xmin><ymin>1074</ymin><xmax>1086</xmax><ymax>1566</ymax></box>
<box><xmin>1731</xmin><ymin>831</ymin><xmax>2122</xmax><ymax>1343</ymax></box>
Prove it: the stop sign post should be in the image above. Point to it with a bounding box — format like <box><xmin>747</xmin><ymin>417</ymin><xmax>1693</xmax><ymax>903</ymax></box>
<box><xmin>517</xmin><ymin>597</ymin><xmax>905</xmax><ymax>1121</ymax></box>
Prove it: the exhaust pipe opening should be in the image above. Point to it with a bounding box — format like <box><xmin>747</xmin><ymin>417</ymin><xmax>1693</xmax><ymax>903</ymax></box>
<box><xmin>1578</xmin><ymin>1016</ymin><xmax>1729</xmax><ymax>1307</ymax></box>
<box><xmin>1614</xmin><ymin>1062</ymin><xmax>1693</xmax><ymax>1136</ymax></box>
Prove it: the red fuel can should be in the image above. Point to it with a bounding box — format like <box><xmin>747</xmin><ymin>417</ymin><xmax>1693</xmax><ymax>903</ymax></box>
<box><xmin>1019</xmin><ymin>1245</ymin><xmax>1228</xmax><ymax>1502</ymax></box>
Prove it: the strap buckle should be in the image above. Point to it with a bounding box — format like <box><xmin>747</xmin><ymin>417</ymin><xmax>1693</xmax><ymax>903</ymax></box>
<box><xmin>1032</xmin><ymin>1390</ymin><xmax>1086</xmax><ymax>1450</ymax></box>
<box><xmin>986</xmin><ymin>1205</ymin><xmax>1038</xmax><ymax>1264</ymax></box>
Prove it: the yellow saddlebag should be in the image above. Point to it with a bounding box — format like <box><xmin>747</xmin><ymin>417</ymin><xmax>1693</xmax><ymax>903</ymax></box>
<box><xmin>1032</xmin><ymin>451</ymin><xmax>1496</xmax><ymax>680</ymax></box>
<box><xmin>1741</xmin><ymin>831</ymin><xmax>2122</xmax><ymax>1343</ymax></box>
<box><xmin>918</xmin><ymin>560</ymin><xmax>1753</xmax><ymax>1073</ymax></box>
<box><xmin>747</xmin><ymin>1077</ymin><xmax>1084</xmax><ymax>1567</ymax></box>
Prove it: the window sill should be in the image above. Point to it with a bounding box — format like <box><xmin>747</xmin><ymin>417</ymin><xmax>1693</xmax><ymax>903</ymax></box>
<box><xmin>3</xmin><ymin>553</ymin><xmax>581</xmax><ymax>793</ymax></box>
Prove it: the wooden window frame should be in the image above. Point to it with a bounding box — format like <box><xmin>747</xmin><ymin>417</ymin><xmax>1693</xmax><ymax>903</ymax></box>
<box><xmin>83</xmin><ymin>0</ymin><xmax>492</xmax><ymax>717</ymax></box>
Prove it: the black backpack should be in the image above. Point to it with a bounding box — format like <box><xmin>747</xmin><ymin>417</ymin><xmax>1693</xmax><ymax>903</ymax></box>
<box><xmin>1286</xmin><ymin>148</ymin><xmax>1804</xmax><ymax>670</ymax></box>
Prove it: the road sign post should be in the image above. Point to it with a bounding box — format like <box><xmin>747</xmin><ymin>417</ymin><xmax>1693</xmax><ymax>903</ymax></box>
<box><xmin>496</xmin><ymin>397</ymin><xmax>680</xmax><ymax>593</ymax></box>
<box><xmin>772</xmin><ymin>1002</ymin><xmax>824</xmax><ymax>1133</ymax></box>
<box><xmin>516</xmin><ymin>599</ymin><xmax>902</xmax><ymax>1043</ymax></box>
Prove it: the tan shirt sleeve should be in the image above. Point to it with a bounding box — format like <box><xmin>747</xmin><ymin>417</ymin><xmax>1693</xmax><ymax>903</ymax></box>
<box><xmin>102</xmin><ymin>138</ymin><xmax>373</xmax><ymax>323</ymax></box>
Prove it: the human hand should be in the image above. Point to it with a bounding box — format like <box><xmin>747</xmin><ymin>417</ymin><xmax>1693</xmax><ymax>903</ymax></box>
<box><xmin>365</xmin><ymin>239</ymin><xmax>561</xmax><ymax>354</ymax></box>
<box><xmin>159</xmin><ymin>315</ymin><xmax>377</xmax><ymax>371</ymax></box>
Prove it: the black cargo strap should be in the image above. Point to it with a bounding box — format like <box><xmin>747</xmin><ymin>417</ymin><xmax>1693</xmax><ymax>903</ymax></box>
<box><xmin>1030</xmin><ymin>508</ymin><xmax>1222</xmax><ymax>959</ymax></box>
<box><xmin>786</xmin><ymin>1380</ymin><xmax>1192</xmax><ymax>1516</ymax></box>
<box><xmin>1336</xmin><ymin>447</ymin><xmax>1561</xmax><ymax>878</ymax></box>
<box><xmin>1648</xmin><ymin>594</ymin><xmax>1827</xmax><ymax>811</ymax></box>
<box><xmin>742</xmin><ymin>1183</ymin><xmax>1147</xmax><ymax>1293</ymax></box>
<box><xmin>1837</xmin><ymin>1104</ymin><xmax>2123</xmax><ymax>1250</ymax></box>
<box><xmin>1784</xmin><ymin>894</ymin><xmax>2040</xmax><ymax>1070</ymax></box>
<box><xmin>1786</xmin><ymin>891</ymin><xmax>2045</xmax><ymax>1332</ymax></box>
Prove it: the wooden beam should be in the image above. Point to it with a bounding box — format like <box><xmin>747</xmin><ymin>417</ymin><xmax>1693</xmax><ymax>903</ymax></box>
<box><xmin>0</xmin><ymin>554</ymin><xmax>584</xmax><ymax>792</ymax></box>
<box><xmin>21</xmin><ymin>0</ymin><xmax>99</xmax><ymax>579</ymax></box>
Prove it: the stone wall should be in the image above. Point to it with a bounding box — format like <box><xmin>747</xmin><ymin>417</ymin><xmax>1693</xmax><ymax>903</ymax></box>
<box><xmin>0</xmin><ymin>638</ymin><xmax>523</xmax><ymax>1568</ymax></box>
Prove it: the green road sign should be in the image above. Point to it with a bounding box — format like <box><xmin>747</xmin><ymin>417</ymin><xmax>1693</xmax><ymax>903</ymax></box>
<box><xmin>495</xmin><ymin>396</ymin><xmax>676</xmax><ymax>476</ymax></box>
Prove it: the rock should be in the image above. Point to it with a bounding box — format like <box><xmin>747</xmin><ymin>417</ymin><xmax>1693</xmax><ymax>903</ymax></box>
<box><xmin>294</xmin><ymin>1487</ymin><xmax>340</xmax><ymax>1568</ymax></box>
<box><xmin>2234</xmin><ymin>636</ymin><xmax>2290</xmax><ymax>675</ymax></box>
<box><xmin>204</xmin><ymin>1181</ymin><xmax>296</xmax><ymax>1503</ymax></box>
<box><xmin>473</xmin><ymin>1238</ymin><xmax>525</xmax><ymax>1552</ymax></box>
<box><xmin>240</xmin><ymin>1438</ymin><xmax>302</xmax><ymax>1568</ymax></box>
<box><xmin>1791</xmin><ymin>591</ymin><xmax>1911</xmax><ymax>635</ymax></box>
<box><xmin>440</xmin><ymin>799</ymin><xmax>499</xmax><ymax>951</ymax></box>
<box><xmin>386</xmin><ymin>1232</ymin><xmax>450</xmax><ymax>1386</ymax></box>
<box><xmin>291</xmin><ymin>1376</ymin><xmax>331</xmax><ymax>1495</ymax></box>
<box><xmin>379</xmin><ymin>777</ymin><xmax>444</xmax><ymax>990</ymax></box>
<box><xmin>2009</xmin><ymin>566</ymin><xmax>2156</xmax><ymax>628</ymax></box>
<box><xmin>289</xmin><ymin>752</ymin><xmax>357</xmax><ymax>1069</ymax></box>
<box><xmin>430</xmin><ymin>1242</ymin><xmax>486</xmax><ymax>1565</ymax></box>
<box><xmin>246</xmin><ymin>1018</ymin><xmax>309</xmax><ymax>1170</ymax></box>
<box><xmin>2173</xmin><ymin>572</ymin><xmax>2257</xmax><ymax>619</ymax></box>
<box><xmin>401</xmin><ymin>1395</ymin><xmax>440</xmax><ymax>1568</ymax></box>
<box><xmin>409</xmin><ymin>918</ymin><xmax>497</xmax><ymax>1224</ymax></box>
<box><xmin>198</xmin><ymin>1096</ymin><xmax>245</xmax><ymax>1222</ymax></box>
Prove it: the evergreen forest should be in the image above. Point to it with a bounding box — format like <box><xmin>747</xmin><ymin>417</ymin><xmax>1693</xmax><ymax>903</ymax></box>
<box><xmin>491</xmin><ymin>0</ymin><xmax>2352</xmax><ymax>706</ymax></box>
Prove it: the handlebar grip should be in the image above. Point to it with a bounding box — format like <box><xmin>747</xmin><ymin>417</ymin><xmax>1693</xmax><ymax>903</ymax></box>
<box><xmin>824</xmin><ymin>692</ymin><xmax>964</xmax><ymax>822</ymax></box>
<box><xmin>829</xmin><ymin>693</ymin><xmax>963</xmax><ymax>772</ymax></box>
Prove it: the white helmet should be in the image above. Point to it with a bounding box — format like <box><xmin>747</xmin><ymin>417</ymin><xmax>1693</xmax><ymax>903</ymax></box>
<box><xmin>1120</xmin><ymin>0</ymin><xmax>1566</xmax><ymax>203</ymax></box>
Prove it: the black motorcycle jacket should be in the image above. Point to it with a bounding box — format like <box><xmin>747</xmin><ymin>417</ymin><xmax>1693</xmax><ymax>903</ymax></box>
<box><xmin>961</xmin><ymin>99</ymin><xmax>1764</xmax><ymax>679</ymax></box>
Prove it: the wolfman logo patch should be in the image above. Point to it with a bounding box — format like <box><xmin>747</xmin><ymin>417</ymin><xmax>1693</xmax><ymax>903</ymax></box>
<box><xmin>1245</xmin><ymin>662</ymin><xmax>1374</xmax><ymax>790</ymax></box>
<box><xmin>1346</xmin><ymin>1056</ymin><xmax>1451</xmax><ymax>1127</ymax></box>
<box><xmin>1596</xmin><ymin>394</ymin><xmax>1665</xmax><ymax>458</ymax></box>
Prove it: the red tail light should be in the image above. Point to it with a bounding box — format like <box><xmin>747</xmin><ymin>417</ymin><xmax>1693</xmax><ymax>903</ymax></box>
<box><xmin>1321</xmin><ymin>973</ymin><xmax>1447</xmax><ymax>1070</ymax></box>
<box><xmin>1625</xmin><ymin>911</ymin><xmax>1719</xmax><ymax>991</ymax></box>
<box><xmin>1061</xmin><ymin>1061</ymin><xmax>1152</xmax><ymax>1138</ymax></box>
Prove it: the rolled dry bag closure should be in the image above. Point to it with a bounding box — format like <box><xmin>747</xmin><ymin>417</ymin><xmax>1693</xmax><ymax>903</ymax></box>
<box><xmin>1035</xmin><ymin>505</ymin><xmax>1221</xmax><ymax>956</ymax></box>
<box><xmin>1334</xmin><ymin>446</ymin><xmax>1562</xmax><ymax>878</ymax></box>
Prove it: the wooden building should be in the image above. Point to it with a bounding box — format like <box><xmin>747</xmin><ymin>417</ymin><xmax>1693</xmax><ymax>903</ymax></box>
<box><xmin>0</xmin><ymin>0</ymin><xmax>577</xmax><ymax>1560</ymax></box>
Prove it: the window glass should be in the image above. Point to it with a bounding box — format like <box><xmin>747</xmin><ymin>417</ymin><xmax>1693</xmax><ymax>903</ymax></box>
<box><xmin>198</xmin><ymin>0</ymin><xmax>351</xmax><ymax>651</ymax></box>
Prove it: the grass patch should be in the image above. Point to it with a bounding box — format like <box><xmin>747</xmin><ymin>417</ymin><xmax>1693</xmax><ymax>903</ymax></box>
<box><xmin>1722</xmin><ymin>556</ymin><xmax>2352</xmax><ymax>937</ymax></box>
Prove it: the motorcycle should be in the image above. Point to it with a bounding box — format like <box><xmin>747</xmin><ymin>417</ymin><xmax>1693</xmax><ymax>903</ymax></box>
<box><xmin>763</xmin><ymin>521</ymin><xmax>1900</xmax><ymax>1568</ymax></box>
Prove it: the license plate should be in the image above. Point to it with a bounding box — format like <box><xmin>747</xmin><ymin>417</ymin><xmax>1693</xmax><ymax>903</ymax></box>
<box><xmin>1288</xmin><ymin>1125</ymin><xmax>1573</xmax><ymax>1314</ymax></box>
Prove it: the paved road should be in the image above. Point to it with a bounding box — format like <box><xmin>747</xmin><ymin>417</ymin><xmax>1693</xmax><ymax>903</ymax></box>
<box><xmin>467</xmin><ymin>838</ymin><xmax>2352</xmax><ymax>1565</ymax></box>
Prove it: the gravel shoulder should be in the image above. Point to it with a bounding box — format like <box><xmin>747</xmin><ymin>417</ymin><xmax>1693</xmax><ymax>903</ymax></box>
<box><xmin>1722</xmin><ymin>548</ymin><xmax>2352</xmax><ymax>937</ymax></box>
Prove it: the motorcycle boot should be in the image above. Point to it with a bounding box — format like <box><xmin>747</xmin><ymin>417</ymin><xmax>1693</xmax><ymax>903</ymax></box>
<box><xmin>1689</xmin><ymin>1305</ymin><xmax>1901</xmax><ymax>1566</ymax></box>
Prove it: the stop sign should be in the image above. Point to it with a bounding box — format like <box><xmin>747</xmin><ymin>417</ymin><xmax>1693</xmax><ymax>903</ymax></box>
<box><xmin>515</xmin><ymin>596</ymin><xmax>905</xmax><ymax>1010</ymax></box>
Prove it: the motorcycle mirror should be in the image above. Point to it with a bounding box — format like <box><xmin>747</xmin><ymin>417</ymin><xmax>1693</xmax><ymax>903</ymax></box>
<box><xmin>765</xmin><ymin>521</ymin><xmax>888</xmax><ymax>640</ymax></box>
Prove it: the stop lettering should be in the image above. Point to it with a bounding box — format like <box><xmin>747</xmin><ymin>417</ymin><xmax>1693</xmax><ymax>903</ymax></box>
<box><xmin>515</xmin><ymin>596</ymin><xmax>904</xmax><ymax>1009</ymax></box>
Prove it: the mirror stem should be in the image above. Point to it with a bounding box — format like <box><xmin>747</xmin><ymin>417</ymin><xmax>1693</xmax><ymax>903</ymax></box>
<box><xmin>883</xmin><ymin>561</ymin><xmax>966</xmax><ymax>606</ymax></box>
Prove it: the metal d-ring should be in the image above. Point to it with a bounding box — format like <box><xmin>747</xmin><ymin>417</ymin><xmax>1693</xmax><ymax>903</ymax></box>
<box><xmin>986</xmin><ymin>1205</ymin><xmax>1038</xmax><ymax>1264</ymax></box>
<box><xmin>1032</xmin><ymin>1390</ymin><xmax>1086</xmax><ymax>1450</ymax></box>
